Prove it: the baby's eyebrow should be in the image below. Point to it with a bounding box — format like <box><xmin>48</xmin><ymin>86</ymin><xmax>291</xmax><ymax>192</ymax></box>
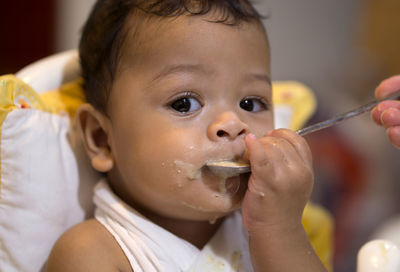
<box><xmin>152</xmin><ymin>64</ymin><xmax>209</xmax><ymax>82</ymax></box>
<box><xmin>245</xmin><ymin>73</ymin><xmax>271</xmax><ymax>86</ymax></box>
<box><xmin>150</xmin><ymin>63</ymin><xmax>271</xmax><ymax>87</ymax></box>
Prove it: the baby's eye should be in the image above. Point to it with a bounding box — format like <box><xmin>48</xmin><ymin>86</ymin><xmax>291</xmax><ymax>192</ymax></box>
<box><xmin>170</xmin><ymin>96</ymin><xmax>201</xmax><ymax>113</ymax></box>
<box><xmin>240</xmin><ymin>97</ymin><xmax>268</xmax><ymax>112</ymax></box>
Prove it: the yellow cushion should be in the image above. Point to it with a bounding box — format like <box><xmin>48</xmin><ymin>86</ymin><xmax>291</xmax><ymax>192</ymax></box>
<box><xmin>272</xmin><ymin>80</ymin><xmax>317</xmax><ymax>131</ymax></box>
<box><xmin>303</xmin><ymin>203</ymin><xmax>334</xmax><ymax>271</ymax></box>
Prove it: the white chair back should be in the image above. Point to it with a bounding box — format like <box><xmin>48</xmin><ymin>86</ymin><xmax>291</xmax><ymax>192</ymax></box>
<box><xmin>16</xmin><ymin>50</ymin><xmax>80</xmax><ymax>93</ymax></box>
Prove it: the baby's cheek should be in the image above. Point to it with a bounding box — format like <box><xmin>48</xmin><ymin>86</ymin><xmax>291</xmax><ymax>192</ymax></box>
<box><xmin>249</xmin><ymin>125</ymin><xmax>273</xmax><ymax>138</ymax></box>
<box><xmin>174</xmin><ymin>160</ymin><xmax>202</xmax><ymax>180</ymax></box>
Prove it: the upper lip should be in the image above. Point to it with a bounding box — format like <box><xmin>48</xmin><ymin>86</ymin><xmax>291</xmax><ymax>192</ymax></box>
<box><xmin>206</xmin><ymin>143</ymin><xmax>246</xmax><ymax>161</ymax></box>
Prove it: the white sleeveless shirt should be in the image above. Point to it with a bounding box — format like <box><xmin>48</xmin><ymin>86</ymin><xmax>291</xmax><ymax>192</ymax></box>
<box><xmin>93</xmin><ymin>180</ymin><xmax>253</xmax><ymax>272</ymax></box>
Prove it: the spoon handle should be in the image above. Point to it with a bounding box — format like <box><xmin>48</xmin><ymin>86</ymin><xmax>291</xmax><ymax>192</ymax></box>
<box><xmin>296</xmin><ymin>91</ymin><xmax>400</xmax><ymax>136</ymax></box>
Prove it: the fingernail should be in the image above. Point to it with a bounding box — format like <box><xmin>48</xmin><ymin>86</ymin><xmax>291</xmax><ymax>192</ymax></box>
<box><xmin>246</xmin><ymin>133</ymin><xmax>256</xmax><ymax>140</ymax></box>
<box><xmin>381</xmin><ymin>108</ymin><xmax>394</xmax><ymax>127</ymax></box>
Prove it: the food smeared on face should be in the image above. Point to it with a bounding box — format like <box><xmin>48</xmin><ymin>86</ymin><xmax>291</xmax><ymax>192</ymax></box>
<box><xmin>174</xmin><ymin>160</ymin><xmax>202</xmax><ymax>180</ymax></box>
<box><xmin>105</xmin><ymin>14</ymin><xmax>271</xmax><ymax>221</ymax></box>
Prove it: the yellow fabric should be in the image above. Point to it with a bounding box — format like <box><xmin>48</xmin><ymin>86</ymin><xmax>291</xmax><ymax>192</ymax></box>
<box><xmin>303</xmin><ymin>203</ymin><xmax>334</xmax><ymax>271</ymax></box>
<box><xmin>0</xmin><ymin>75</ymin><xmax>86</xmax><ymax>120</ymax></box>
<box><xmin>272</xmin><ymin>81</ymin><xmax>317</xmax><ymax>131</ymax></box>
<box><xmin>0</xmin><ymin>75</ymin><xmax>332</xmax><ymax>270</ymax></box>
<box><xmin>0</xmin><ymin>75</ymin><xmax>48</xmax><ymax>124</ymax></box>
<box><xmin>40</xmin><ymin>79</ymin><xmax>86</xmax><ymax>118</ymax></box>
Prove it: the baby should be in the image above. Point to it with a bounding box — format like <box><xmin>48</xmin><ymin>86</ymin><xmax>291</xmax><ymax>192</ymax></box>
<box><xmin>47</xmin><ymin>0</ymin><xmax>328</xmax><ymax>271</ymax></box>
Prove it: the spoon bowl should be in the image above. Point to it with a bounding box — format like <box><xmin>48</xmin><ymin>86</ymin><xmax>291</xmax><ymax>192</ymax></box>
<box><xmin>206</xmin><ymin>161</ymin><xmax>251</xmax><ymax>177</ymax></box>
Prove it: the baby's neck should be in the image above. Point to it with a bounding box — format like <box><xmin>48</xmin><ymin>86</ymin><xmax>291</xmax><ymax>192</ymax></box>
<box><xmin>107</xmin><ymin>175</ymin><xmax>225</xmax><ymax>248</ymax></box>
<box><xmin>140</xmin><ymin>209</ymin><xmax>224</xmax><ymax>249</ymax></box>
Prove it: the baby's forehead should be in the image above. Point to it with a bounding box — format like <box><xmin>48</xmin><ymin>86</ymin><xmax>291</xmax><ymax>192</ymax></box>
<box><xmin>121</xmin><ymin>11</ymin><xmax>219</xmax><ymax>47</ymax></box>
<box><xmin>119</xmin><ymin>11</ymin><xmax>266</xmax><ymax>65</ymax></box>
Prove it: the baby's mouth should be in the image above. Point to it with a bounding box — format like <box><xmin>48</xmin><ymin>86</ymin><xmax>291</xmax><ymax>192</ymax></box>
<box><xmin>173</xmin><ymin>157</ymin><xmax>249</xmax><ymax>196</ymax></box>
<box><xmin>202</xmin><ymin>160</ymin><xmax>250</xmax><ymax>196</ymax></box>
<box><xmin>174</xmin><ymin>155</ymin><xmax>246</xmax><ymax>179</ymax></box>
<box><xmin>205</xmin><ymin>160</ymin><xmax>250</xmax><ymax>178</ymax></box>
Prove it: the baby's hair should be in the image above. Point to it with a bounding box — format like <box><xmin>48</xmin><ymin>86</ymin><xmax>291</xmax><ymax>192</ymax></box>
<box><xmin>79</xmin><ymin>0</ymin><xmax>263</xmax><ymax>113</ymax></box>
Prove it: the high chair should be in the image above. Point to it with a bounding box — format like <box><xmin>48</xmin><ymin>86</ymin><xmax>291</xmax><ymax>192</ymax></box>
<box><xmin>0</xmin><ymin>50</ymin><xmax>100</xmax><ymax>272</ymax></box>
<box><xmin>0</xmin><ymin>50</ymin><xmax>362</xmax><ymax>271</ymax></box>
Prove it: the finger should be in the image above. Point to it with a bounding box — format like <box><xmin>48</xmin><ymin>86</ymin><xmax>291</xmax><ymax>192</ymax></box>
<box><xmin>371</xmin><ymin>100</ymin><xmax>400</xmax><ymax>126</ymax></box>
<box><xmin>258</xmin><ymin>135</ymin><xmax>303</xmax><ymax>168</ymax></box>
<box><xmin>244</xmin><ymin>134</ymin><xmax>276</xmax><ymax>194</ymax></box>
<box><xmin>244</xmin><ymin>133</ymin><xmax>275</xmax><ymax>177</ymax></box>
<box><xmin>245</xmin><ymin>134</ymin><xmax>303</xmax><ymax>194</ymax></box>
<box><xmin>245</xmin><ymin>134</ymin><xmax>305</xmax><ymax>178</ymax></box>
<box><xmin>381</xmin><ymin>108</ymin><xmax>400</xmax><ymax>128</ymax></box>
<box><xmin>267</xmin><ymin>128</ymin><xmax>312</xmax><ymax>166</ymax></box>
<box><xmin>387</xmin><ymin>126</ymin><xmax>400</xmax><ymax>149</ymax></box>
<box><xmin>375</xmin><ymin>75</ymin><xmax>400</xmax><ymax>100</ymax></box>
<box><xmin>244</xmin><ymin>134</ymin><xmax>288</xmax><ymax>179</ymax></box>
<box><xmin>242</xmin><ymin>129</ymin><xmax>273</xmax><ymax>162</ymax></box>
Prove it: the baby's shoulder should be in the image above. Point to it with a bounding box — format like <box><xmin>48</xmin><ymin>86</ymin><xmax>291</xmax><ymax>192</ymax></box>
<box><xmin>46</xmin><ymin>219</ymin><xmax>132</xmax><ymax>272</ymax></box>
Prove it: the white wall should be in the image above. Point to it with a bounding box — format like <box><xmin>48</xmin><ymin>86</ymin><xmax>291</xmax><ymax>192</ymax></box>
<box><xmin>54</xmin><ymin>0</ymin><xmax>96</xmax><ymax>52</ymax></box>
<box><xmin>255</xmin><ymin>1</ymin><xmax>359</xmax><ymax>82</ymax></box>
<box><xmin>54</xmin><ymin>0</ymin><xmax>361</xmax><ymax>91</ymax></box>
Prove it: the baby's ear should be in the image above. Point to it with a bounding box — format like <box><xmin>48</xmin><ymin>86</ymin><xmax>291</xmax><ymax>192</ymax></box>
<box><xmin>75</xmin><ymin>104</ymin><xmax>114</xmax><ymax>172</ymax></box>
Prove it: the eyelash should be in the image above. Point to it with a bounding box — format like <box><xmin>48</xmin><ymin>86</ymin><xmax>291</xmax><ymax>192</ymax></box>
<box><xmin>240</xmin><ymin>96</ymin><xmax>270</xmax><ymax>112</ymax></box>
<box><xmin>168</xmin><ymin>91</ymin><xmax>203</xmax><ymax>114</ymax></box>
<box><xmin>167</xmin><ymin>92</ymin><xmax>270</xmax><ymax>114</ymax></box>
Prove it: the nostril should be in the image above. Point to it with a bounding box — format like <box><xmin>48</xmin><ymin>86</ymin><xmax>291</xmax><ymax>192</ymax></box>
<box><xmin>216</xmin><ymin>129</ymin><xmax>246</xmax><ymax>137</ymax></box>
<box><xmin>217</xmin><ymin>130</ymin><xmax>228</xmax><ymax>137</ymax></box>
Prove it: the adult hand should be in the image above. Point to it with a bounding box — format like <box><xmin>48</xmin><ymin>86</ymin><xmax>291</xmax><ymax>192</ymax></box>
<box><xmin>371</xmin><ymin>75</ymin><xmax>400</xmax><ymax>149</ymax></box>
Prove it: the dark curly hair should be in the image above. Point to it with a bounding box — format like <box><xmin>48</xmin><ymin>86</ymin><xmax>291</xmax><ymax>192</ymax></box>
<box><xmin>79</xmin><ymin>0</ymin><xmax>264</xmax><ymax>113</ymax></box>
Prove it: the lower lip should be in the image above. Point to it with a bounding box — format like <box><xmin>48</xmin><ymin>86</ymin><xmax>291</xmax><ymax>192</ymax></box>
<box><xmin>174</xmin><ymin>160</ymin><xmax>248</xmax><ymax>196</ymax></box>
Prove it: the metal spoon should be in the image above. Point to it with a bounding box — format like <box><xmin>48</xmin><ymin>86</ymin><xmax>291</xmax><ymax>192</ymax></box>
<box><xmin>206</xmin><ymin>91</ymin><xmax>400</xmax><ymax>177</ymax></box>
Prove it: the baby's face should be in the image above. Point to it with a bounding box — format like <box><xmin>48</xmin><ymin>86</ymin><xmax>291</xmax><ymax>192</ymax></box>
<box><xmin>106</xmin><ymin>15</ymin><xmax>272</xmax><ymax>221</ymax></box>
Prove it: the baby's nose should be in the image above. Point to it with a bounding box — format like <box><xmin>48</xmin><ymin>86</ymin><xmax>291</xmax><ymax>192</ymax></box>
<box><xmin>207</xmin><ymin>112</ymin><xmax>249</xmax><ymax>141</ymax></box>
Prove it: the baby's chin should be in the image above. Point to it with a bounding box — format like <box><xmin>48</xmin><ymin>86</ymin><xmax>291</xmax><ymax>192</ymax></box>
<box><xmin>165</xmin><ymin>158</ymin><xmax>250</xmax><ymax>220</ymax></box>
<box><xmin>175</xmin><ymin>174</ymin><xmax>249</xmax><ymax>220</ymax></box>
<box><xmin>173</xmin><ymin>204</ymin><xmax>240</xmax><ymax>223</ymax></box>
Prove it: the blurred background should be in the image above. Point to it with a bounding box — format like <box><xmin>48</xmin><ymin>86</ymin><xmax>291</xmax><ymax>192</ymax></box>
<box><xmin>1</xmin><ymin>0</ymin><xmax>399</xmax><ymax>271</ymax></box>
